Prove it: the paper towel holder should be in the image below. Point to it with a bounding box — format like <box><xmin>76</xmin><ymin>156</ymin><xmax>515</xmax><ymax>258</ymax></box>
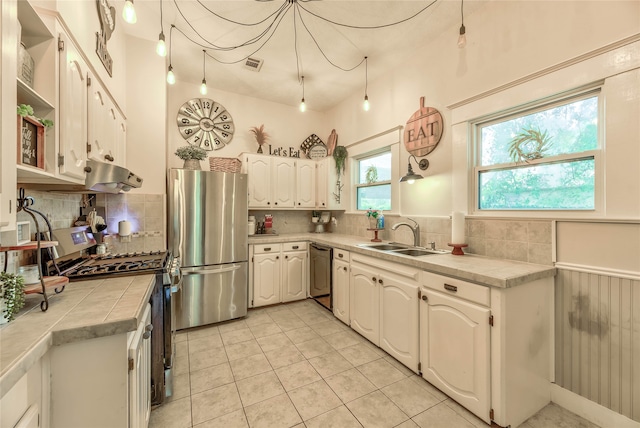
<box><xmin>119</xmin><ymin>220</ymin><xmax>132</xmax><ymax>243</ymax></box>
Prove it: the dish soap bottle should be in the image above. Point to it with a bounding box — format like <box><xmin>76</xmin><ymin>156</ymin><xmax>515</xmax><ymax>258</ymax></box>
<box><xmin>377</xmin><ymin>213</ymin><xmax>385</xmax><ymax>229</ymax></box>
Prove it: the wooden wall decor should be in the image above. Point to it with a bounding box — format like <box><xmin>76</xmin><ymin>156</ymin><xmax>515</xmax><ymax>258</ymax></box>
<box><xmin>403</xmin><ymin>96</ymin><xmax>444</xmax><ymax>156</ymax></box>
<box><xmin>17</xmin><ymin>115</ymin><xmax>45</xmax><ymax>169</ymax></box>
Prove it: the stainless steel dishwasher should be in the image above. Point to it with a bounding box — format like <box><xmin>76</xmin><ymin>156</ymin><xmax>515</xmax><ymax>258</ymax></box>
<box><xmin>310</xmin><ymin>243</ymin><xmax>332</xmax><ymax>310</ymax></box>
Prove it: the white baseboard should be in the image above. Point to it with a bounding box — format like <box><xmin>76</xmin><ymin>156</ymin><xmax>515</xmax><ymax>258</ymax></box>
<box><xmin>551</xmin><ymin>384</ymin><xmax>640</xmax><ymax>428</ymax></box>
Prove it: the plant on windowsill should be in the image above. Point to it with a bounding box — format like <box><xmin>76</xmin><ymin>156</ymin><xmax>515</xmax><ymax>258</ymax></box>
<box><xmin>366</xmin><ymin>208</ymin><xmax>379</xmax><ymax>229</ymax></box>
<box><xmin>175</xmin><ymin>145</ymin><xmax>207</xmax><ymax>170</ymax></box>
<box><xmin>0</xmin><ymin>272</ymin><xmax>26</xmax><ymax>323</ymax></box>
<box><xmin>508</xmin><ymin>126</ymin><xmax>552</xmax><ymax>164</ymax></box>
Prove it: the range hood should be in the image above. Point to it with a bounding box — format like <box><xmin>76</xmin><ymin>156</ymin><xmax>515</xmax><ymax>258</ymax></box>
<box><xmin>84</xmin><ymin>160</ymin><xmax>143</xmax><ymax>194</ymax></box>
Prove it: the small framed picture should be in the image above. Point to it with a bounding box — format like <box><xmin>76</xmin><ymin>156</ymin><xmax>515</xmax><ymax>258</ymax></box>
<box><xmin>17</xmin><ymin>115</ymin><xmax>44</xmax><ymax>169</ymax></box>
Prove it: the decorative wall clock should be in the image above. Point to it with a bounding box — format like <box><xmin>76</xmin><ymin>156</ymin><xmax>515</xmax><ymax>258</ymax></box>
<box><xmin>176</xmin><ymin>98</ymin><xmax>235</xmax><ymax>151</ymax></box>
<box><xmin>403</xmin><ymin>96</ymin><xmax>443</xmax><ymax>156</ymax></box>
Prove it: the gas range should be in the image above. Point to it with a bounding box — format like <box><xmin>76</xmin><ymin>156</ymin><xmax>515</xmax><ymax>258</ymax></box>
<box><xmin>61</xmin><ymin>250</ymin><xmax>170</xmax><ymax>281</ymax></box>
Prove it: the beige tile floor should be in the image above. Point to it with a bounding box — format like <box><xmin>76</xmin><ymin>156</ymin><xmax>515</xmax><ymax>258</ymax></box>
<box><xmin>149</xmin><ymin>299</ymin><xmax>599</xmax><ymax>428</ymax></box>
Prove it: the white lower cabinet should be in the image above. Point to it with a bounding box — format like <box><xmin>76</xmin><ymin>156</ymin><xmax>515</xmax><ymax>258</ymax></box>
<box><xmin>49</xmin><ymin>306</ymin><xmax>153</xmax><ymax>428</ymax></box>
<box><xmin>0</xmin><ymin>357</ymin><xmax>46</xmax><ymax>428</ymax></box>
<box><xmin>332</xmin><ymin>249</ymin><xmax>350</xmax><ymax>325</ymax></box>
<box><xmin>420</xmin><ymin>270</ymin><xmax>553</xmax><ymax>428</ymax></box>
<box><xmin>250</xmin><ymin>242</ymin><xmax>308</xmax><ymax>307</ymax></box>
<box><xmin>252</xmin><ymin>244</ymin><xmax>282</xmax><ymax>307</ymax></box>
<box><xmin>420</xmin><ymin>286</ymin><xmax>490</xmax><ymax>422</ymax></box>
<box><xmin>282</xmin><ymin>246</ymin><xmax>308</xmax><ymax>302</ymax></box>
<box><xmin>379</xmin><ymin>270</ymin><xmax>420</xmax><ymax>373</ymax></box>
<box><xmin>349</xmin><ymin>254</ymin><xmax>420</xmax><ymax>371</ymax></box>
<box><xmin>349</xmin><ymin>262</ymin><xmax>380</xmax><ymax>345</ymax></box>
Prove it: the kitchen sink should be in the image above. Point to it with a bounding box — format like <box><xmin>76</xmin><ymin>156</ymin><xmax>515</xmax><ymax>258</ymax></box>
<box><xmin>390</xmin><ymin>248</ymin><xmax>437</xmax><ymax>257</ymax></box>
<box><xmin>357</xmin><ymin>243</ymin><xmax>447</xmax><ymax>256</ymax></box>
<box><xmin>358</xmin><ymin>243</ymin><xmax>409</xmax><ymax>251</ymax></box>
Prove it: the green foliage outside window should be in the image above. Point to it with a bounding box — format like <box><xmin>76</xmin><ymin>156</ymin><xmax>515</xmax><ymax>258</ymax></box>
<box><xmin>478</xmin><ymin>95</ymin><xmax>598</xmax><ymax>210</ymax></box>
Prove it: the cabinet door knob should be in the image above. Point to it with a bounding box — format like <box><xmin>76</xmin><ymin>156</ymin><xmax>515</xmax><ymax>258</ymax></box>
<box><xmin>372</xmin><ymin>277</ymin><xmax>377</xmax><ymax>282</ymax></box>
<box><xmin>378</xmin><ymin>279</ymin><xmax>383</xmax><ymax>284</ymax></box>
<box><xmin>267</xmin><ymin>202</ymin><xmax>271</xmax><ymax>205</ymax></box>
<box><xmin>285</xmin><ymin>255</ymin><xmax>288</xmax><ymax>259</ymax></box>
<box><xmin>292</xmin><ymin>245</ymin><xmax>299</xmax><ymax>249</ymax></box>
<box><xmin>421</xmin><ymin>295</ymin><xmax>428</xmax><ymax>301</ymax></box>
<box><xmin>276</xmin><ymin>256</ymin><xmax>279</xmax><ymax>260</ymax></box>
<box><xmin>343</xmin><ymin>267</ymin><xmax>348</xmax><ymax>272</ymax></box>
<box><xmin>264</xmin><ymin>247</ymin><xmax>271</xmax><ymax>251</ymax></box>
<box><xmin>275</xmin><ymin>202</ymin><xmax>278</xmax><ymax>205</ymax></box>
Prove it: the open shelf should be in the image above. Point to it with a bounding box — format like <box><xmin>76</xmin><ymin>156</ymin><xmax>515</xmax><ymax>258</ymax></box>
<box><xmin>0</xmin><ymin>240</ymin><xmax>58</xmax><ymax>252</ymax></box>
<box><xmin>24</xmin><ymin>276</ymin><xmax>69</xmax><ymax>295</ymax></box>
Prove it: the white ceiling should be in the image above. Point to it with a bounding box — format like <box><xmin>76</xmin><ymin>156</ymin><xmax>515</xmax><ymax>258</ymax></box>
<box><xmin>122</xmin><ymin>0</ymin><xmax>483</xmax><ymax>111</ymax></box>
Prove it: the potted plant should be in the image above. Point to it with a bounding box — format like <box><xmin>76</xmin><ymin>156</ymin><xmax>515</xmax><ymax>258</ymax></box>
<box><xmin>366</xmin><ymin>208</ymin><xmax>379</xmax><ymax>229</ymax></box>
<box><xmin>333</xmin><ymin>146</ymin><xmax>348</xmax><ymax>176</ymax></box>
<box><xmin>175</xmin><ymin>145</ymin><xmax>207</xmax><ymax>170</ymax></box>
<box><xmin>250</xmin><ymin>124</ymin><xmax>269</xmax><ymax>154</ymax></box>
<box><xmin>0</xmin><ymin>272</ymin><xmax>26</xmax><ymax>323</ymax></box>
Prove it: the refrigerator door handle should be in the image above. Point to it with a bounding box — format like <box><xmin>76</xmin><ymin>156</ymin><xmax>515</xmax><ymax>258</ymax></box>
<box><xmin>182</xmin><ymin>264</ymin><xmax>244</xmax><ymax>275</ymax></box>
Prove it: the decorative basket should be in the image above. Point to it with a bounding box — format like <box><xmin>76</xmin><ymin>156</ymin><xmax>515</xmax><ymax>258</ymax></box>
<box><xmin>209</xmin><ymin>157</ymin><xmax>242</xmax><ymax>173</ymax></box>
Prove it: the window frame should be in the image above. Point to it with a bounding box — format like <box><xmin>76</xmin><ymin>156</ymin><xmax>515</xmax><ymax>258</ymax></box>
<box><xmin>471</xmin><ymin>87</ymin><xmax>604</xmax><ymax>214</ymax></box>
<box><xmin>354</xmin><ymin>148</ymin><xmax>393</xmax><ymax>212</ymax></box>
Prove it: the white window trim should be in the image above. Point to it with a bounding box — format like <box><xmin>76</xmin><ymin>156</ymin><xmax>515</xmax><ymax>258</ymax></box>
<box><xmin>345</xmin><ymin>127</ymin><xmax>401</xmax><ymax>215</ymax></box>
<box><xmin>470</xmin><ymin>88</ymin><xmax>603</xmax><ymax>215</ymax></box>
<box><xmin>447</xmin><ymin>38</ymin><xmax>640</xmax><ymax>219</ymax></box>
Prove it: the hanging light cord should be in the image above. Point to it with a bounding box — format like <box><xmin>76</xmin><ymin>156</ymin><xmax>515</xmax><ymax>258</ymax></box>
<box><xmin>167</xmin><ymin>0</ymin><xmax>439</xmax><ymax>71</ymax></box>
<box><xmin>364</xmin><ymin>56</ymin><xmax>368</xmax><ymax>96</ymax></box>
<box><xmin>169</xmin><ymin>24</ymin><xmax>174</xmax><ymax>65</ymax></box>
<box><xmin>160</xmin><ymin>0</ymin><xmax>164</xmax><ymax>33</ymax></box>
<box><xmin>461</xmin><ymin>0</ymin><xmax>465</xmax><ymax>27</ymax></box>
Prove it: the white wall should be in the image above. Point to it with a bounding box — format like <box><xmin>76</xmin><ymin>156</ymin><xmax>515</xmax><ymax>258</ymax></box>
<box><xmin>125</xmin><ymin>36</ymin><xmax>166</xmax><ymax>194</ymax></box>
<box><xmin>325</xmin><ymin>0</ymin><xmax>640</xmax><ymax>219</ymax></box>
<box><xmin>166</xmin><ymin>81</ymin><xmax>329</xmax><ymax>170</ymax></box>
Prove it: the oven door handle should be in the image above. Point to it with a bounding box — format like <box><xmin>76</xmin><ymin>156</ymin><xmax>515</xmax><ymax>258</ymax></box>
<box><xmin>181</xmin><ymin>264</ymin><xmax>243</xmax><ymax>275</ymax></box>
<box><xmin>170</xmin><ymin>269</ymin><xmax>183</xmax><ymax>294</ymax></box>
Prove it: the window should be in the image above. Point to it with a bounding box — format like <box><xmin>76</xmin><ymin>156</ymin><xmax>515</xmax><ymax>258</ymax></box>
<box><xmin>356</xmin><ymin>151</ymin><xmax>392</xmax><ymax>211</ymax></box>
<box><xmin>475</xmin><ymin>91</ymin><xmax>600</xmax><ymax>211</ymax></box>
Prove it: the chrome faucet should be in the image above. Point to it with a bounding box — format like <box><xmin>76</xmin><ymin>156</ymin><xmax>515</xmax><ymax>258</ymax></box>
<box><xmin>391</xmin><ymin>218</ymin><xmax>420</xmax><ymax>247</ymax></box>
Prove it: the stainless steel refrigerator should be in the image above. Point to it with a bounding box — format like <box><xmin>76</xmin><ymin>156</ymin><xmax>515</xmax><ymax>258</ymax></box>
<box><xmin>168</xmin><ymin>169</ymin><xmax>248</xmax><ymax>330</ymax></box>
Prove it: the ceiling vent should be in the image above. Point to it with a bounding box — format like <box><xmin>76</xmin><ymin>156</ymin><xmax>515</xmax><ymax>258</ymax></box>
<box><xmin>244</xmin><ymin>57</ymin><xmax>264</xmax><ymax>72</ymax></box>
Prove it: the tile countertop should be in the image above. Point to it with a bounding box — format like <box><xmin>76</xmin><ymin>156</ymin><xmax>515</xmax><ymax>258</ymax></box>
<box><xmin>249</xmin><ymin>233</ymin><xmax>557</xmax><ymax>289</ymax></box>
<box><xmin>0</xmin><ymin>274</ymin><xmax>155</xmax><ymax>398</ymax></box>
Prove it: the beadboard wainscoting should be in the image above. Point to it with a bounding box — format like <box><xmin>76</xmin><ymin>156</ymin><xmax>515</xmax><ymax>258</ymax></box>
<box><xmin>554</xmin><ymin>266</ymin><xmax>640</xmax><ymax>423</ymax></box>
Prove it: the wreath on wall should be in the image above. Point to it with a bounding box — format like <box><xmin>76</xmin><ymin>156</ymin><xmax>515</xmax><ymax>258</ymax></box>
<box><xmin>508</xmin><ymin>127</ymin><xmax>552</xmax><ymax>164</ymax></box>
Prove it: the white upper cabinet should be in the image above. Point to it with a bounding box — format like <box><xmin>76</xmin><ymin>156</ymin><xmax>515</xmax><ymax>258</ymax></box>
<box><xmin>296</xmin><ymin>159</ymin><xmax>315</xmax><ymax>208</ymax></box>
<box><xmin>87</xmin><ymin>74</ymin><xmax>117</xmax><ymax>165</ymax></box>
<box><xmin>271</xmin><ymin>157</ymin><xmax>295</xmax><ymax>208</ymax></box>
<box><xmin>316</xmin><ymin>159</ymin><xmax>328</xmax><ymax>209</ymax></box>
<box><xmin>244</xmin><ymin>154</ymin><xmax>271</xmax><ymax>207</ymax></box>
<box><xmin>58</xmin><ymin>29</ymin><xmax>88</xmax><ymax>180</ymax></box>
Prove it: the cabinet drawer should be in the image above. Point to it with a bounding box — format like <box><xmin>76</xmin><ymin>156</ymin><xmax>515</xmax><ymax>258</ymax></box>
<box><xmin>283</xmin><ymin>242</ymin><xmax>307</xmax><ymax>252</ymax></box>
<box><xmin>253</xmin><ymin>243</ymin><xmax>282</xmax><ymax>254</ymax></box>
<box><xmin>333</xmin><ymin>249</ymin><xmax>350</xmax><ymax>262</ymax></box>
<box><xmin>421</xmin><ymin>271</ymin><xmax>490</xmax><ymax>307</ymax></box>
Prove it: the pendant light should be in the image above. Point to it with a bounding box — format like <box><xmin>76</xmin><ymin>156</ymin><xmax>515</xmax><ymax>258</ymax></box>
<box><xmin>200</xmin><ymin>50</ymin><xmax>208</xmax><ymax>95</ymax></box>
<box><xmin>363</xmin><ymin>56</ymin><xmax>370</xmax><ymax>111</ymax></box>
<box><xmin>400</xmin><ymin>155</ymin><xmax>429</xmax><ymax>184</ymax></box>
<box><xmin>156</xmin><ymin>0</ymin><xmax>166</xmax><ymax>57</ymax></box>
<box><xmin>122</xmin><ymin>0</ymin><xmax>137</xmax><ymax>24</ymax></box>
<box><xmin>166</xmin><ymin>25</ymin><xmax>175</xmax><ymax>85</ymax></box>
<box><xmin>457</xmin><ymin>0</ymin><xmax>466</xmax><ymax>48</ymax></box>
<box><xmin>299</xmin><ymin>75</ymin><xmax>306</xmax><ymax>113</ymax></box>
